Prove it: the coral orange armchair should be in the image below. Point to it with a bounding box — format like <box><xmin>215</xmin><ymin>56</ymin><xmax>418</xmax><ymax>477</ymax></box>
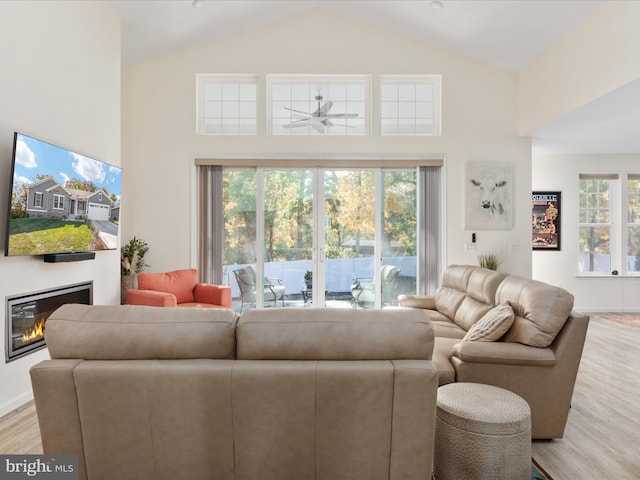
<box><xmin>126</xmin><ymin>269</ymin><xmax>232</xmax><ymax>309</ymax></box>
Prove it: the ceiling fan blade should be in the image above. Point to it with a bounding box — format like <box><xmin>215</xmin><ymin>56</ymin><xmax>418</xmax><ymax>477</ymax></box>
<box><xmin>311</xmin><ymin>123</ymin><xmax>327</xmax><ymax>134</ymax></box>
<box><xmin>327</xmin><ymin>113</ymin><xmax>359</xmax><ymax>119</ymax></box>
<box><xmin>284</xmin><ymin>107</ymin><xmax>312</xmax><ymax>116</ymax></box>
<box><xmin>283</xmin><ymin>120</ymin><xmax>311</xmax><ymax>129</ymax></box>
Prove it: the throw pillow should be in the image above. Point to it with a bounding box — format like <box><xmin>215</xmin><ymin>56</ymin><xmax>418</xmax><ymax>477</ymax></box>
<box><xmin>462</xmin><ymin>302</ymin><xmax>514</xmax><ymax>342</ymax></box>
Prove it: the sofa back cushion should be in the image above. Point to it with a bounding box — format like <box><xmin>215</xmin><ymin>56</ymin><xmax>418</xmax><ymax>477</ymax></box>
<box><xmin>497</xmin><ymin>276</ymin><xmax>574</xmax><ymax>347</ymax></box>
<box><xmin>137</xmin><ymin>269</ymin><xmax>198</xmax><ymax>304</ymax></box>
<box><xmin>435</xmin><ymin>265</ymin><xmax>507</xmax><ymax>330</ymax></box>
<box><xmin>45</xmin><ymin>304</ymin><xmax>238</xmax><ymax>359</ymax></box>
<box><xmin>237</xmin><ymin>308</ymin><xmax>434</xmax><ymax>360</ymax></box>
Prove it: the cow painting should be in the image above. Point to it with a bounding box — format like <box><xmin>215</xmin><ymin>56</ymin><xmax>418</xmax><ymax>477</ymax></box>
<box><xmin>465</xmin><ymin>162</ymin><xmax>514</xmax><ymax>229</ymax></box>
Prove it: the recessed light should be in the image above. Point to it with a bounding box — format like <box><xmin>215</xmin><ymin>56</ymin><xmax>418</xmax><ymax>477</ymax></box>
<box><xmin>430</xmin><ymin>0</ymin><xmax>444</xmax><ymax>11</ymax></box>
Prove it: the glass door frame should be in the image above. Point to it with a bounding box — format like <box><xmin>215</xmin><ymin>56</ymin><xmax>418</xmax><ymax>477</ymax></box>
<box><xmin>204</xmin><ymin>157</ymin><xmax>443</xmax><ymax>312</ymax></box>
<box><xmin>255</xmin><ymin>167</ymin><xmax>389</xmax><ymax>308</ymax></box>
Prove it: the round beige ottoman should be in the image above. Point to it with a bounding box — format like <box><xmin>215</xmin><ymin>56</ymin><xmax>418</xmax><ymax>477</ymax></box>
<box><xmin>434</xmin><ymin>383</ymin><xmax>531</xmax><ymax>480</ymax></box>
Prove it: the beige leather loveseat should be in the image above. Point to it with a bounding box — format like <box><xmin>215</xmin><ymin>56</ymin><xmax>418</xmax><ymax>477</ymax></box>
<box><xmin>398</xmin><ymin>264</ymin><xmax>590</xmax><ymax>439</ymax></box>
<box><xmin>31</xmin><ymin>304</ymin><xmax>438</xmax><ymax>480</ymax></box>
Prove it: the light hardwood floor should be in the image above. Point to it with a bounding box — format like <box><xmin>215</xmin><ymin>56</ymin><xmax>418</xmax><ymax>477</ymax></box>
<box><xmin>532</xmin><ymin>314</ymin><xmax>640</xmax><ymax>479</ymax></box>
<box><xmin>1</xmin><ymin>315</ymin><xmax>639</xmax><ymax>478</ymax></box>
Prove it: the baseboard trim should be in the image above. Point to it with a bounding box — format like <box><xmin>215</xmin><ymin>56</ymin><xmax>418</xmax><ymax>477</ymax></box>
<box><xmin>0</xmin><ymin>390</ymin><xmax>34</xmax><ymax>418</ymax></box>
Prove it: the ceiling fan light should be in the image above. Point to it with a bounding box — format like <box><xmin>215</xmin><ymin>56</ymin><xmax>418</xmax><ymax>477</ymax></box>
<box><xmin>430</xmin><ymin>0</ymin><xmax>444</xmax><ymax>11</ymax></box>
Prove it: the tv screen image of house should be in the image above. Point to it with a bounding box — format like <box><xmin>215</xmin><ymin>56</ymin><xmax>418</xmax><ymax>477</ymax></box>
<box><xmin>5</xmin><ymin>132</ymin><xmax>122</xmax><ymax>256</ymax></box>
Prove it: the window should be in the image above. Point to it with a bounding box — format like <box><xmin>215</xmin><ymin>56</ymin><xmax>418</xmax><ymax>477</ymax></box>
<box><xmin>53</xmin><ymin>194</ymin><xmax>64</xmax><ymax>210</ymax></box>
<box><xmin>578</xmin><ymin>173</ymin><xmax>640</xmax><ymax>275</ymax></box>
<box><xmin>197</xmin><ymin>159</ymin><xmax>442</xmax><ymax>312</ymax></box>
<box><xmin>627</xmin><ymin>175</ymin><xmax>640</xmax><ymax>272</ymax></box>
<box><xmin>197</xmin><ymin>75</ymin><xmax>257</xmax><ymax>135</ymax></box>
<box><xmin>380</xmin><ymin>75</ymin><xmax>441</xmax><ymax>136</ymax></box>
<box><xmin>579</xmin><ymin>176</ymin><xmax>612</xmax><ymax>273</ymax></box>
<box><xmin>268</xmin><ymin>75</ymin><xmax>369</xmax><ymax>136</ymax></box>
<box><xmin>34</xmin><ymin>192</ymin><xmax>42</xmax><ymax>207</ymax></box>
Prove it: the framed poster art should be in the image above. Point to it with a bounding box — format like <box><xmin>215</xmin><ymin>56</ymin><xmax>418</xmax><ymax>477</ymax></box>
<box><xmin>532</xmin><ymin>191</ymin><xmax>561</xmax><ymax>250</ymax></box>
<box><xmin>465</xmin><ymin>161</ymin><xmax>514</xmax><ymax>230</ymax></box>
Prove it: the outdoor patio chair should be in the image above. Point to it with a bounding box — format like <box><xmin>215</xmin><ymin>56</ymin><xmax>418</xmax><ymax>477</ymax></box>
<box><xmin>350</xmin><ymin>264</ymin><xmax>401</xmax><ymax>308</ymax></box>
<box><xmin>233</xmin><ymin>265</ymin><xmax>286</xmax><ymax>312</ymax></box>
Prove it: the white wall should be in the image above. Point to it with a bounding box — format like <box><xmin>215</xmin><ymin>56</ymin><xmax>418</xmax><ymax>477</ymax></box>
<box><xmin>0</xmin><ymin>1</ymin><xmax>121</xmax><ymax>415</ymax></box>
<box><xmin>122</xmin><ymin>8</ymin><xmax>532</xmax><ymax>280</ymax></box>
<box><xmin>519</xmin><ymin>0</ymin><xmax>640</xmax><ymax>135</ymax></box>
<box><xmin>532</xmin><ymin>153</ymin><xmax>640</xmax><ymax>311</ymax></box>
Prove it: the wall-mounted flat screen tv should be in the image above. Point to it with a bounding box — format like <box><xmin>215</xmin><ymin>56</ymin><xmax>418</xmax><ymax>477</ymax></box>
<box><xmin>4</xmin><ymin>132</ymin><xmax>122</xmax><ymax>257</ymax></box>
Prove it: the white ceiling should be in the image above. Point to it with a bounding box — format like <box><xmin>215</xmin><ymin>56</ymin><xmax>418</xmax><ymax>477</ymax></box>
<box><xmin>107</xmin><ymin>0</ymin><xmax>640</xmax><ymax>155</ymax></box>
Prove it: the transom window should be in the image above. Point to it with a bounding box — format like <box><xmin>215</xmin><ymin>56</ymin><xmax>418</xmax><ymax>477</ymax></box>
<box><xmin>268</xmin><ymin>75</ymin><xmax>369</xmax><ymax>136</ymax></box>
<box><xmin>197</xmin><ymin>75</ymin><xmax>257</xmax><ymax>135</ymax></box>
<box><xmin>380</xmin><ymin>75</ymin><xmax>441</xmax><ymax>136</ymax></box>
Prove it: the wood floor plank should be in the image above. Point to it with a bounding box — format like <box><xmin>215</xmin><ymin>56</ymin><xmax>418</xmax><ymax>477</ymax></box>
<box><xmin>532</xmin><ymin>315</ymin><xmax>640</xmax><ymax>479</ymax></box>
<box><xmin>0</xmin><ymin>400</ymin><xmax>42</xmax><ymax>454</ymax></box>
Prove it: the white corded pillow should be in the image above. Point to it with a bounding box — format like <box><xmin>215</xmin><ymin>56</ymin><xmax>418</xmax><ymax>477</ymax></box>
<box><xmin>462</xmin><ymin>302</ymin><xmax>515</xmax><ymax>342</ymax></box>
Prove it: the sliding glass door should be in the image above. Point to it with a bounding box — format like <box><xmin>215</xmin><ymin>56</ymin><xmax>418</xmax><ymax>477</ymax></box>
<box><xmin>221</xmin><ymin>166</ymin><xmax>423</xmax><ymax>311</ymax></box>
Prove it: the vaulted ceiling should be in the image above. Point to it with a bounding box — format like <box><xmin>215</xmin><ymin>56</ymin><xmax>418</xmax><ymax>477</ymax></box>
<box><xmin>107</xmin><ymin>0</ymin><xmax>639</xmax><ymax>155</ymax></box>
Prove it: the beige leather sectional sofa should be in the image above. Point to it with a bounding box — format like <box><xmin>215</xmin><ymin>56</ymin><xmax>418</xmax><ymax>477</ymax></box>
<box><xmin>31</xmin><ymin>304</ymin><xmax>438</xmax><ymax>480</ymax></box>
<box><xmin>398</xmin><ymin>264</ymin><xmax>590</xmax><ymax>439</ymax></box>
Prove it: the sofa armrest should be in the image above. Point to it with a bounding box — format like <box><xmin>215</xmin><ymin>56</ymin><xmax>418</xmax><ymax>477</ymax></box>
<box><xmin>194</xmin><ymin>283</ymin><xmax>232</xmax><ymax>308</ymax></box>
<box><xmin>398</xmin><ymin>294</ymin><xmax>436</xmax><ymax>310</ymax></box>
<box><xmin>450</xmin><ymin>341</ymin><xmax>557</xmax><ymax>367</ymax></box>
<box><xmin>126</xmin><ymin>288</ymin><xmax>178</xmax><ymax>307</ymax></box>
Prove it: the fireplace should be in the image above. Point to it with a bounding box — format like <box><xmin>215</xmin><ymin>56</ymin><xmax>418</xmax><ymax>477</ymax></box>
<box><xmin>5</xmin><ymin>281</ymin><xmax>93</xmax><ymax>362</ymax></box>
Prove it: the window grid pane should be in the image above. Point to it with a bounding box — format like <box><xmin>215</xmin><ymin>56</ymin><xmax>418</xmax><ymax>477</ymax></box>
<box><xmin>380</xmin><ymin>76</ymin><xmax>440</xmax><ymax>136</ymax></box>
<box><xmin>198</xmin><ymin>75</ymin><xmax>257</xmax><ymax>135</ymax></box>
<box><xmin>268</xmin><ymin>76</ymin><xmax>369</xmax><ymax>136</ymax></box>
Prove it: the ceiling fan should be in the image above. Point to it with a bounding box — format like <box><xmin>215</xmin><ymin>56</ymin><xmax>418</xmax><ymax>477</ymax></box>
<box><xmin>283</xmin><ymin>94</ymin><xmax>359</xmax><ymax>133</ymax></box>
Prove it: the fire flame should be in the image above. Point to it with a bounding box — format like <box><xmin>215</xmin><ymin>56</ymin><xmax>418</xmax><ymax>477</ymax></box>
<box><xmin>22</xmin><ymin>318</ymin><xmax>45</xmax><ymax>344</ymax></box>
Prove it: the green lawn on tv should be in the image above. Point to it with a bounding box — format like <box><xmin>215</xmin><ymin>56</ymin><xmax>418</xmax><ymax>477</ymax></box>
<box><xmin>8</xmin><ymin>218</ymin><xmax>94</xmax><ymax>255</ymax></box>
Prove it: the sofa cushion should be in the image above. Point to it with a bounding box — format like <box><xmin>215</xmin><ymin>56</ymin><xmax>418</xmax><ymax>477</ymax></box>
<box><xmin>398</xmin><ymin>294</ymin><xmax>436</xmax><ymax>310</ymax></box>
<box><xmin>45</xmin><ymin>304</ymin><xmax>238</xmax><ymax>360</ymax></box>
<box><xmin>237</xmin><ymin>308</ymin><xmax>434</xmax><ymax>360</ymax></box>
<box><xmin>432</xmin><ymin>337</ymin><xmax>458</xmax><ymax>385</ymax></box>
<box><xmin>137</xmin><ymin>269</ymin><xmax>197</xmax><ymax>304</ymax></box>
<box><xmin>434</xmin><ymin>266</ymin><xmax>507</xmax><ymax>331</ymax></box>
<box><xmin>462</xmin><ymin>302</ymin><xmax>514</xmax><ymax>342</ymax></box>
<box><xmin>430</xmin><ymin>316</ymin><xmax>467</xmax><ymax>339</ymax></box>
<box><xmin>497</xmin><ymin>276</ymin><xmax>574</xmax><ymax>347</ymax></box>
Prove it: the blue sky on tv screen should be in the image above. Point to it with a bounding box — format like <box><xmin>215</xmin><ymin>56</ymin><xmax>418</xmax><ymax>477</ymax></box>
<box><xmin>13</xmin><ymin>133</ymin><xmax>122</xmax><ymax>201</ymax></box>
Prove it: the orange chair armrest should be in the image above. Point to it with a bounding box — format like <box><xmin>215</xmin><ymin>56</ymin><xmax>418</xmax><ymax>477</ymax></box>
<box><xmin>193</xmin><ymin>283</ymin><xmax>232</xmax><ymax>308</ymax></box>
<box><xmin>126</xmin><ymin>289</ymin><xmax>178</xmax><ymax>307</ymax></box>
